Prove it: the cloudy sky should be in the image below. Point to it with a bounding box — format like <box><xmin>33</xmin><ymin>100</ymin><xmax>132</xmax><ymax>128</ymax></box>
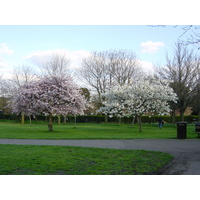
<box><xmin>1</xmin><ymin>25</ymin><xmax>196</xmax><ymax>81</ymax></box>
<box><xmin>0</xmin><ymin>0</ymin><xmax>199</xmax><ymax>88</ymax></box>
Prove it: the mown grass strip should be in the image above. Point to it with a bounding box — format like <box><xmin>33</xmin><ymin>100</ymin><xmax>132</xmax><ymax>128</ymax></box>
<box><xmin>0</xmin><ymin>122</ymin><xmax>198</xmax><ymax>139</ymax></box>
<box><xmin>0</xmin><ymin>144</ymin><xmax>173</xmax><ymax>175</ymax></box>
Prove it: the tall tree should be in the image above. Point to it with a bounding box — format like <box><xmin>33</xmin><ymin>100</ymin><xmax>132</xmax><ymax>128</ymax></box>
<box><xmin>40</xmin><ymin>53</ymin><xmax>71</xmax><ymax>78</ymax></box>
<box><xmin>98</xmin><ymin>79</ymin><xmax>177</xmax><ymax>132</ymax></box>
<box><xmin>10</xmin><ymin>65</ymin><xmax>37</xmax><ymax>88</ymax></box>
<box><xmin>191</xmin><ymin>65</ymin><xmax>200</xmax><ymax>121</ymax></box>
<box><xmin>10</xmin><ymin>76</ymin><xmax>86</xmax><ymax>131</ymax></box>
<box><xmin>79</xmin><ymin>49</ymin><xmax>142</xmax><ymax>105</ymax></box>
<box><xmin>9</xmin><ymin>82</ymin><xmax>39</xmax><ymax>117</ymax></box>
<box><xmin>0</xmin><ymin>75</ymin><xmax>11</xmax><ymax>114</ymax></box>
<box><xmin>156</xmin><ymin>42</ymin><xmax>199</xmax><ymax>121</ymax></box>
<box><xmin>7</xmin><ymin>65</ymin><xmax>37</xmax><ymax>123</ymax></box>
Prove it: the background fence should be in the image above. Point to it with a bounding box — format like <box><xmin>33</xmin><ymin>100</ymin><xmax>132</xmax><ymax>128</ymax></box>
<box><xmin>1</xmin><ymin>114</ymin><xmax>199</xmax><ymax>124</ymax></box>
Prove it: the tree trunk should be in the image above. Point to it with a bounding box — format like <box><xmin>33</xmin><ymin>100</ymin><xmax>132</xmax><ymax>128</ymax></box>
<box><xmin>58</xmin><ymin>115</ymin><xmax>61</xmax><ymax>125</ymax></box>
<box><xmin>29</xmin><ymin>116</ymin><xmax>32</xmax><ymax>125</ymax></box>
<box><xmin>63</xmin><ymin>115</ymin><xmax>67</xmax><ymax>123</ymax></box>
<box><xmin>118</xmin><ymin>118</ymin><xmax>121</xmax><ymax>125</ymax></box>
<box><xmin>180</xmin><ymin>110</ymin><xmax>184</xmax><ymax>121</ymax></box>
<box><xmin>170</xmin><ymin>110</ymin><xmax>176</xmax><ymax>124</ymax></box>
<box><xmin>130</xmin><ymin>116</ymin><xmax>136</xmax><ymax>128</ymax></box>
<box><xmin>138</xmin><ymin>115</ymin><xmax>142</xmax><ymax>132</ymax></box>
<box><xmin>21</xmin><ymin>112</ymin><xmax>25</xmax><ymax>124</ymax></box>
<box><xmin>74</xmin><ymin>115</ymin><xmax>77</xmax><ymax>128</ymax></box>
<box><xmin>48</xmin><ymin>114</ymin><xmax>53</xmax><ymax>132</ymax></box>
<box><xmin>105</xmin><ymin>115</ymin><xmax>108</xmax><ymax>124</ymax></box>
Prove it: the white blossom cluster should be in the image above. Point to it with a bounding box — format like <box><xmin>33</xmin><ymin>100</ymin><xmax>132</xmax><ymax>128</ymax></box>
<box><xmin>98</xmin><ymin>79</ymin><xmax>177</xmax><ymax>118</ymax></box>
<box><xmin>9</xmin><ymin>76</ymin><xmax>86</xmax><ymax>117</ymax></box>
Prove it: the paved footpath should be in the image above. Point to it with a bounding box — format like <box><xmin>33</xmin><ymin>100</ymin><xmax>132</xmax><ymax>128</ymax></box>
<box><xmin>1</xmin><ymin>138</ymin><xmax>200</xmax><ymax>175</ymax></box>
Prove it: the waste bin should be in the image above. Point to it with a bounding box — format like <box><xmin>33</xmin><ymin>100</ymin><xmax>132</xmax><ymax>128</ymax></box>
<box><xmin>195</xmin><ymin>123</ymin><xmax>200</xmax><ymax>138</ymax></box>
<box><xmin>177</xmin><ymin>122</ymin><xmax>187</xmax><ymax>139</ymax></box>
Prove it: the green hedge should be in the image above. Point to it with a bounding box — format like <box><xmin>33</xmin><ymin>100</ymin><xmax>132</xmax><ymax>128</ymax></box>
<box><xmin>1</xmin><ymin>114</ymin><xmax>199</xmax><ymax>124</ymax></box>
<box><xmin>140</xmin><ymin>115</ymin><xmax>199</xmax><ymax>124</ymax></box>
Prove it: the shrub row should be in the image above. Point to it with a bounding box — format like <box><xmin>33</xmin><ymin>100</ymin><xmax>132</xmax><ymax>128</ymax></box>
<box><xmin>1</xmin><ymin>114</ymin><xmax>199</xmax><ymax>124</ymax></box>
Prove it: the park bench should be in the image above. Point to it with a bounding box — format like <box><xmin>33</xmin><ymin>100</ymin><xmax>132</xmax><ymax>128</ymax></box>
<box><xmin>195</xmin><ymin>124</ymin><xmax>200</xmax><ymax>138</ymax></box>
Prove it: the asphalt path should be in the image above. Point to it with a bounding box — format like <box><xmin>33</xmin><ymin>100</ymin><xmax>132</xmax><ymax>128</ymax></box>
<box><xmin>0</xmin><ymin>138</ymin><xmax>200</xmax><ymax>175</ymax></box>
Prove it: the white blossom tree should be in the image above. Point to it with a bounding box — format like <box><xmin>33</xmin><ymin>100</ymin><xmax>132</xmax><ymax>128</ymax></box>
<box><xmin>10</xmin><ymin>76</ymin><xmax>86</xmax><ymax>131</ymax></box>
<box><xmin>98</xmin><ymin>79</ymin><xmax>177</xmax><ymax>132</ymax></box>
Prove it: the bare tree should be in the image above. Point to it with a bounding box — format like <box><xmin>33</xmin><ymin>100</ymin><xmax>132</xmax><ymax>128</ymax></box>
<box><xmin>151</xmin><ymin>25</ymin><xmax>200</xmax><ymax>49</ymax></box>
<box><xmin>79</xmin><ymin>49</ymin><xmax>142</xmax><ymax>104</ymax></box>
<box><xmin>0</xmin><ymin>74</ymin><xmax>3</xmax><ymax>92</ymax></box>
<box><xmin>0</xmin><ymin>75</ymin><xmax>8</xmax><ymax>113</ymax></box>
<box><xmin>107</xmin><ymin>49</ymin><xmax>143</xmax><ymax>86</ymax></box>
<box><xmin>156</xmin><ymin>42</ymin><xmax>199</xmax><ymax>121</ymax></box>
<box><xmin>10</xmin><ymin>65</ymin><xmax>37</xmax><ymax>88</ymax></box>
<box><xmin>190</xmin><ymin>65</ymin><xmax>200</xmax><ymax>121</ymax></box>
<box><xmin>40</xmin><ymin>53</ymin><xmax>71</xmax><ymax>78</ymax></box>
<box><xmin>79</xmin><ymin>51</ymin><xmax>107</xmax><ymax>102</ymax></box>
<box><xmin>5</xmin><ymin>65</ymin><xmax>38</xmax><ymax>123</ymax></box>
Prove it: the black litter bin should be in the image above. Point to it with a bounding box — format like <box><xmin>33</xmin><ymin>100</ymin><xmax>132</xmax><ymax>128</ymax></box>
<box><xmin>177</xmin><ymin>122</ymin><xmax>187</xmax><ymax>139</ymax></box>
<box><xmin>195</xmin><ymin>123</ymin><xmax>200</xmax><ymax>138</ymax></box>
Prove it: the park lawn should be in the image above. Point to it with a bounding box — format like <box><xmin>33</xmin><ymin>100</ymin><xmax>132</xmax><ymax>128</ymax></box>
<box><xmin>0</xmin><ymin>121</ymin><xmax>198</xmax><ymax>139</ymax></box>
<box><xmin>0</xmin><ymin>144</ymin><xmax>173</xmax><ymax>175</ymax></box>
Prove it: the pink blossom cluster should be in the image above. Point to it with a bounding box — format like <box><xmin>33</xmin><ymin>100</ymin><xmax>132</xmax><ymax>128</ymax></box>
<box><xmin>9</xmin><ymin>76</ymin><xmax>86</xmax><ymax>117</ymax></box>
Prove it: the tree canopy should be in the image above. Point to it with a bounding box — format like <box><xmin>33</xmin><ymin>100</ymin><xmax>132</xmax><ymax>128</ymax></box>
<box><xmin>10</xmin><ymin>76</ymin><xmax>86</xmax><ymax>131</ymax></box>
<box><xmin>98</xmin><ymin>79</ymin><xmax>177</xmax><ymax>131</ymax></box>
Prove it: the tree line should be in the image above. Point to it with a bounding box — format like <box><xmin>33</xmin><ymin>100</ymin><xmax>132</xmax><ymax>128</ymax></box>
<box><xmin>0</xmin><ymin>42</ymin><xmax>200</xmax><ymax>128</ymax></box>
<box><xmin>79</xmin><ymin>44</ymin><xmax>200</xmax><ymax>122</ymax></box>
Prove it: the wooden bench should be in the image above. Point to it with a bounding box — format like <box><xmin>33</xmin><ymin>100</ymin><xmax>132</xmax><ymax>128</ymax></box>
<box><xmin>195</xmin><ymin>124</ymin><xmax>200</xmax><ymax>138</ymax></box>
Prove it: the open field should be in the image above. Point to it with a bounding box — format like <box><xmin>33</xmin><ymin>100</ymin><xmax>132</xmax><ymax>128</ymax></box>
<box><xmin>0</xmin><ymin>121</ymin><xmax>198</xmax><ymax>139</ymax></box>
<box><xmin>0</xmin><ymin>144</ymin><xmax>173</xmax><ymax>175</ymax></box>
<box><xmin>2</xmin><ymin>121</ymin><xmax>196</xmax><ymax>175</ymax></box>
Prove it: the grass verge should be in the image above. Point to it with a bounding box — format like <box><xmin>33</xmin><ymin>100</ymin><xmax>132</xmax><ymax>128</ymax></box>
<box><xmin>0</xmin><ymin>144</ymin><xmax>173</xmax><ymax>175</ymax></box>
<box><xmin>0</xmin><ymin>122</ymin><xmax>198</xmax><ymax>139</ymax></box>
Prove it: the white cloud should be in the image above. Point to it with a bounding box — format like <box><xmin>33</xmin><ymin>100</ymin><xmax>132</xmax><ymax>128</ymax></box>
<box><xmin>25</xmin><ymin>49</ymin><xmax>91</xmax><ymax>69</ymax></box>
<box><xmin>140</xmin><ymin>41</ymin><xmax>164</xmax><ymax>54</ymax></box>
<box><xmin>0</xmin><ymin>60</ymin><xmax>8</xmax><ymax>68</ymax></box>
<box><xmin>0</xmin><ymin>43</ymin><xmax>13</xmax><ymax>55</ymax></box>
<box><xmin>0</xmin><ymin>43</ymin><xmax>14</xmax><ymax>68</ymax></box>
<box><xmin>140</xmin><ymin>60</ymin><xmax>155</xmax><ymax>74</ymax></box>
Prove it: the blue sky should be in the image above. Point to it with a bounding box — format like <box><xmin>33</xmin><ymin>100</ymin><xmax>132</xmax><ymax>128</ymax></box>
<box><xmin>0</xmin><ymin>0</ymin><xmax>199</xmax><ymax>194</ymax></box>
<box><xmin>0</xmin><ymin>25</ymin><xmax>198</xmax><ymax>80</ymax></box>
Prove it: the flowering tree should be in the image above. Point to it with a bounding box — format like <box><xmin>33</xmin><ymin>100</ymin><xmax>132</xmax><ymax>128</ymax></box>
<box><xmin>98</xmin><ymin>79</ymin><xmax>177</xmax><ymax>132</ymax></box>
<box><xmin>10</xmin><ymin>76</ymin><xmax>86</xmax><ymax>131</ymax></box>
<box><xmin>9</xmin><ymin>82</ymin><xmax>39</xmax><ymax>123</ymax></box>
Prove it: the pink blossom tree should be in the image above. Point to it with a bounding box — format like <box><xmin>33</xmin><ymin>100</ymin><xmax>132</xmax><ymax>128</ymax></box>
<box><xmin>9</xmin><ymin>82</ymin><xmax>40</xmax><ymax>123</ymax></box>
<box><xmin>10</xmin><ymin>76</ymin><xmax>86</xmax><ymax>131</ymax></box>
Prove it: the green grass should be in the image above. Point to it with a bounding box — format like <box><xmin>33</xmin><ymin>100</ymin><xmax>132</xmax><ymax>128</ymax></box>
<box><xmin>0</xmin><ymin>144</ymin><xmax>173</xmax><ymax>175</ymax></box>
<box><xmin>0</xmin><ymin>121</ymin><xmax>178</xmax><ymax>175</ymax></box>
<box><xmin>0</xmin><ymin>121</ymin><xmax>198</xmax><ymax>139</ymax></box>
